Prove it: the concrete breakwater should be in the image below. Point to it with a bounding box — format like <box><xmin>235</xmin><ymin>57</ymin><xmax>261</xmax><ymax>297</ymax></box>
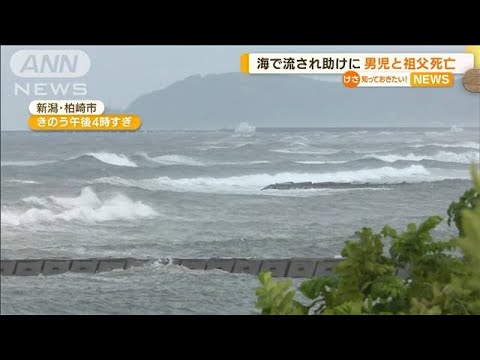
<box><xmin>0</xmin><ymin>257</ymin><xmax>341</xmax><ymax>278</ymax></box>
<box><xmin>261</xmin><ymin>181</ymin><xmax>401</xmax><ymax>190</ymax></box>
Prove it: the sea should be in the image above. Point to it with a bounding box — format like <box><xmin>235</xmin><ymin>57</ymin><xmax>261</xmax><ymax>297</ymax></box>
<box><xmin>1</xmin><ymin>126</ymin><xmax>479</xmax><ymax>314</ymax></box>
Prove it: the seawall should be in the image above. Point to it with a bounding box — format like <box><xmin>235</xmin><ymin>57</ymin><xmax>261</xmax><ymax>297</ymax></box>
<box><xmin>0</xmin><ymin>257</ymin><xmax>341</xmax><ymax>278</ymax></box>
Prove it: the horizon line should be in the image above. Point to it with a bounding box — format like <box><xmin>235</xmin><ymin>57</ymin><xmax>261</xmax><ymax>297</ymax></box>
<box><xmin>2</xmin><ymin>125</ymin><xmax>479</xmax><ymax>133</ymax></box>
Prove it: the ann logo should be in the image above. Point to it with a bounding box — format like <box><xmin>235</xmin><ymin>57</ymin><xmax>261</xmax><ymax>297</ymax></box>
<box><xmin>10</xmin><ymin>50</ymin><xmax>90</xmax><ymax>78</ymax></box>
<box><xmin>20</xmin><ymin>54</ymin><xmax>78</xmax><ymax>74</ymax></box>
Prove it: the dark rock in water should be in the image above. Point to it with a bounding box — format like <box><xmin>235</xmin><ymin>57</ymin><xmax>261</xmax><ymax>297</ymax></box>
<box><xmin>296</xmin><ymin>182</ymin><xmax>313</xmax><ymax>189</ymax></box>
<box><xmin>276</xmin><ymin>182</ymin><xmax>294</xmax><ymax>190</ymax></box>
<box><xmin>262</xmin><ymin>182</ymin><xmax>294</xmax><ymax>190</ymax></box>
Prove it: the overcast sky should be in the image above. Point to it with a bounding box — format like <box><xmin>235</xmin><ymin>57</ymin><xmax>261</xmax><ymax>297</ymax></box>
<box><xmin>0</xmin><ymin>45</ymin><xmax>468</xmax><ymax>130</ymax></box>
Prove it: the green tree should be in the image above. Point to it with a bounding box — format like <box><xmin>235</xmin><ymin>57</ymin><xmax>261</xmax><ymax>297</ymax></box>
<box><xmin>255</xmin><ymin>164</ymin><xmax>480</xmax><ymax>315</ymax></box>
<box><xmin>447</xmin><ymin>172</ymin><xmax>479</xmax><ymax>236</ymax></box>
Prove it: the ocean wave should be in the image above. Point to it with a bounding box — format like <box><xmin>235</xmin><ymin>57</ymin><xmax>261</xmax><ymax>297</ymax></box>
<box><xmin>365</xmin><ymin>151</ymin><xmax>479</xmax><ymax>164</ymax></box>
<box><xmin>295</xmin><ymin>160</ymin><xmax>350</xmax><ymax>165</ymax></box>
<box><xmin>89</xmin><ymin>165</ymin><xmax>454</xmax><ymax>195</ymax></box>
<box><xmin>5</xmin><ymin>179</ymin><xmax>40</xmax><ymax>184</ymax></box>
<box><xmin>84</xmin><ymin>152</ymin><xmax>137</xmax><ymax>167</ymax></box>
<box><xmin>197</xmin><ymin>145</ymin><xmax>232</xmax><ymax>150</ymax></box>
<box><xmin>139</xmin><ymin>153</ymin><xmax>270</xmax><ymax>166</ymax></box>
<box><xmin>232</xmin><ymin>143</ymin><xmax>256</xmax><ymax>150</ymax></box>
<box><xmin>271</xmin><ymin>148</ymin><xmax>340</xmax><ymax>155</ymax></box>
<box><xmin>409</xmin><ymin>142</ymin><xmax>479</xmax><ymax>150</ymax></box>
<box><xmin>139</xmin><ymin>153</ymin><xmax>205</xmax><ymax>166</ymax></box>
<box><xmin>1</xmin><ymin>160</ymin><xmax>57</xmax><ymax>167</ymax></box>
<box><xmin>1</xmin><ymin>153</ymin><xmax>137</xmax><ymax>168</ymax></box>
<box><xmin>1</xmin><ymin>187</ymin><xmax>158</xmax><ymax>226</ymax></box>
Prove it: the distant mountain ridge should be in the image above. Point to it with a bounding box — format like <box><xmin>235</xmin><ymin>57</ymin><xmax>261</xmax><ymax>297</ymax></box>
<box><xmin>126</xmin><ymin>72</ymin><xmax>479</xmax><ymax>130</ymax></box>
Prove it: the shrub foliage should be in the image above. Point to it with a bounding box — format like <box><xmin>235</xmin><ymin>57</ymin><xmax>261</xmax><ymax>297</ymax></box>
<box><xmin>256</xmin><ymin>165</ymin><xmax>480</xmax><ymax>315</ymax></box>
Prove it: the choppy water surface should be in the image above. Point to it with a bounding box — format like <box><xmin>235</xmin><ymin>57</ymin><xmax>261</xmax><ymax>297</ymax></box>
<box><xmin>1</xmin><ymin>127</ymin><xmax>479</xmax><ymax>314</ymax></box>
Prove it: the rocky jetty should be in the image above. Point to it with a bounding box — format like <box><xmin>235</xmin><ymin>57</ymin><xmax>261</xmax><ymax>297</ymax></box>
<box><xmin>261</xmin><ymin>182</ymin><xmax>402</xmax><ymax>190</ymax></box>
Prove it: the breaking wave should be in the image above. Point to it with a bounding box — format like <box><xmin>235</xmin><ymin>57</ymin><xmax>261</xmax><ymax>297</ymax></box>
<box><xmin>408</xmin><ymin>142</ymin><xmax>479</xmax><ymax>150</ymax></box>
<box><xmin>1</xmin><ymin>187</ymin><xmax>158</xmax><ymax>226</ymax></box>
<box><xmin>88</xmin><ymin>165</ymin><xmax>464</xmax><ymax>195</ymax></box>
<box><xmin>1</xmin><ymin>160</ymin><xmax>57</xmax><ymax>167</ymax></box>
<box><xmin>271</xmin><ymin>148</ymin><xmax>340</xmax><ymax>155</ymax></box>
<box><xmin>365</xmin><ymin>151</ymin><xmax>479</xmax><ymax>164</ymax></box>
<box><xmin>5</xmin><ymin>179</ymin><xmax>40</xmax><ymax>184</ymax></box>
<box><xmin>85</xmin><ymin>152</ymin><xmax>138</xmax><ymax>167</ymax></box>
<box><xmin>295</xmin><ymin>160</ymin><xmax>350</xmax><ymax>165</ymax></box>
<box><xmin>1</xmin><ymin>153</ymin><xmax>138</xmax><ymax>168</ymax></box>
<box><xmin>139</xmin><ymin>153</ymin><xmax>205</xmax><ymax>166</ymax></box>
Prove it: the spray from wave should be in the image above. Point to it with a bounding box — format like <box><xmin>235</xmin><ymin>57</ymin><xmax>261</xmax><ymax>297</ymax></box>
<box><xmin>1</xmin><ymin>187</ymin><xmax>158</xmax><ymax>226</ymax></box>
<box><xmin>234</xmin><ymin>122</ymin><xmax>256</xmax><ymax>134</ymax></box>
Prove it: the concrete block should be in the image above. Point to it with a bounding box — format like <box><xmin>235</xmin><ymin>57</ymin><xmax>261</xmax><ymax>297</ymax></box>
<box><xmin>260</xmin><ymin>259</ymin><xmax>289</xmax><ymax>277</ymax></box>
<box><xmin>15</xmin><ymin>260</ymin><xmax>44</xmax><ymax>276</ymax></box>
<box><xmin>179</xmin><ymin>259</ymin><xmax>207</xmax><ymax>270</ymax></box>
<box><xmin>0</xmin><ymin>260</ymin><xmax>17</xmax><ymax>276</ymax></box>
<box><xmin>97</xmin><ymin>259</ymin><xmax>127</xmax><ymax>272</ymax></box>
<box><xmin>313</xmin><ymin>259</ymin><xmax>340</xmax><ymax>277</ymax></box>
<box><xmin>206</xmin><ymin>258</ymin><xmax>235</xmax><ymax>272</ymax></box>
<box><xmin>125</xmin><ymin>258</ymin><xmax>152</xmax><ymax>269</ymax></box>
<box><xmin>296</xmin><ymin>182</ymin><xmax>313</xmax><ymax>189</ymax></box>
<box><xmin>287</xmin><ymin>259</ymin><xmax>317</xmax><ymax>278</ymax></box>
<box><xmin>232</xmin><ymin>259</ymin><xmax>263</xmax><ymax>275</ymax></box>
<box><xmin>70</xmin><ymin>259</ymin><xmax>99</xmax><ymax>273</ymax></box>
<box><xmin>276</xmin><ymin>182</ymin><xmax>294</xmax><ymax>190</ymax></box>
<box><xmin>43</xmin><ymin>260</ymin><xmax>71</xmax><ymax>275</ymax></box>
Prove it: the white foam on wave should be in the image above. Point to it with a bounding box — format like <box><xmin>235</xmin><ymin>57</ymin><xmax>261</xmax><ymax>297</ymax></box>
<box><xmin>1</xmin><ymin>153</ymin><xmax>138</xmax><ymax>168</ymax></box>
<box><xmin>139</xmin><ymin>153</ymin><xmax>270</xmax><ymax>166</ymax></box>
<box><xmin>366</xmin><ymin>151</ymin><xmax>479</xmax><ymax>164</ymax></box>
<box><xmin>139</xmin><ymin>153</ymin><xmax>205</xmax><ymax>166</ymax></box>
<box><xmin>1</xmin><ymin>160</ymin><xmax>57</xmax><ymax>167</ymax></box>
<box><xmin>88</xmin><ymin>165</ymin><xmax>461</xmax><ymax>196</ymax></box>
<box><xmin>1</xmin><ymin>187</ymin><xmax>158</xmax><ymax>226</ymax></box>
<box><xmin>86</xmin><ymin>152</ymin><xmax>137</xmax><ymax>167</ymax></box>
<box><xmin>22</xmin><ymin>196</ymin><xmax>50</xmax><ymax>207</ymax></box>
<box><xmin>197</xmin><ymin>145</ymin><xmax>232</xmax><ymax>150</ymax></box>
<box><xmin>295</xmin><ymin>160</ymin><xmax>349</xmax><ymax>165</ymax></box>
<box><xmin>271</xmin><ymin>148</ymin><xmax>340</xmax><ymax>155</ymax></box>
<box><xmin>450</xmin><ymin>125</ymin><xmax>463</xmax><ymax>133</ymax></box>
<box><xmin>5</xmin><ymin>179</ymin><xmax>40</xmax><ymax>184</ymax></box>
<box><xmin>409</xmin><ymin>142</ymin><xmax>479</xmax><ymax>150</ymax></box>
<box><xmin>247</xmin><ymin>161</ymin><xmax>271</xmax><ymax>164</ymax></box>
